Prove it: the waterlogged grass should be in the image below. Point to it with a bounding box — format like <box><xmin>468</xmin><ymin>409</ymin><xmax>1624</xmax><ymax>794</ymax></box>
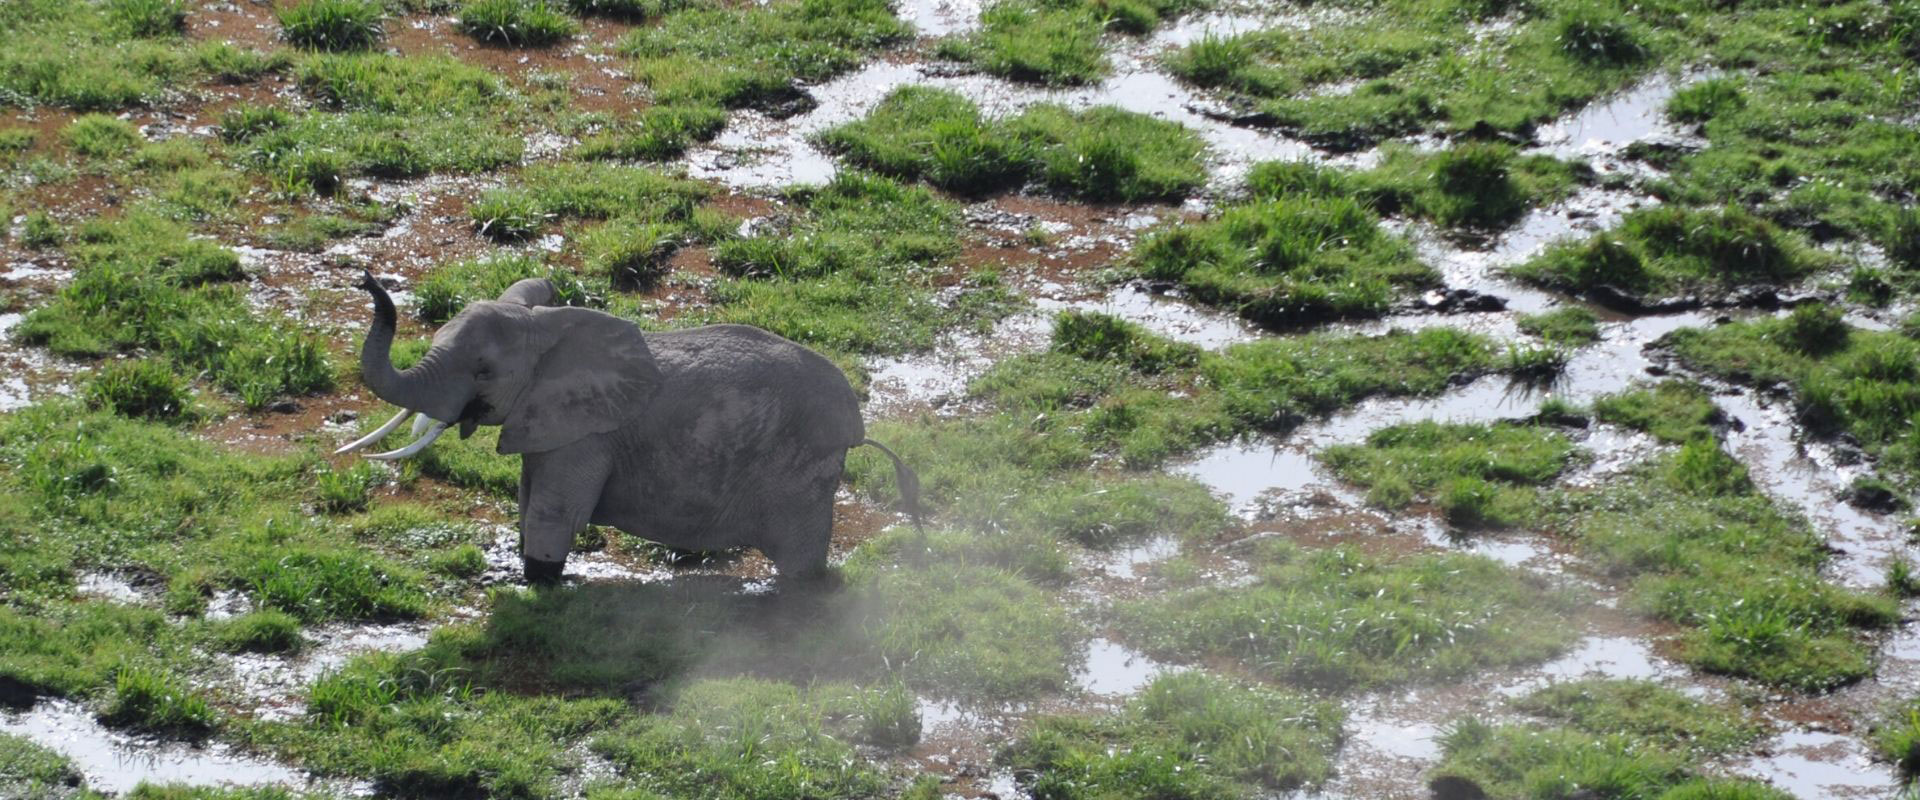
<box><xmin>1548</xmin><ymin>444</ymin><xmax>1896</xmax><ymax>689</ymax></box>
<box><xmin>1511</xmin><ymin>678</ymin><xmax>1763</xmax><ymax>756</ymax></box>
<box><xmin>0</xmin><ymin>733</ymin><xmax>84</xmax><ymax>800</ymax></box>
<box><xmin>1000</xmin><ymin>672</ymin><xmax>1345</xmax><ymax>798</ymax></box>
<box><xmin>617</xmin><ymin>0</ymin><xmax>908</xmax><ymax>111</ymax></box>
<box><xmin>1592</xmin><ymin>380</ymin><xmax>1723</xmax><ymax>444</ymax></box>
<box><xmin>1508</xmin><ymin>205</ymin><xmax>1834</xmax><ymax>303</ymax></box>
<box><xmin>101</xmin><ymin>663</ymin><xmax>216</xmax><ymax>735</ymax></box>
<box><xmin>1131</xmin><ymin>162</ymin><xmax>1437</xmax><ymax>326</ymax></box>
<box><xmin>853</xmin><ymin>561</ymin><xmax>1083</xmax><ymax>699</ymax></box>
<box><xmin>1431</xmin><ymin>717</ymin><xmax>1789</xmax><ymax>800</ymax></box>
<box><xmin>1321</xmin><ymin>421</ymin><xmax>1582</xmax><ymax>528</ymax></box>
<box><xmin>592</xmin><ymin>679</ymin><xmax>913</xmax><ymax>797</ymax></box>
<box><xmin>817</xmin><ymin>87</ymin><xmax>1207</xmax><ymax>202</ymax></box>
<box><xmin>1647</xmin><ymin>4</ymin><xmax>1920</xmax><ymax>257</ymax></box>
<box><xmin>1875</xmin><ymin>695</ymin><xmax>1920</xmax><ymax>782</ymax></box>
<box><xmin>1125</xmin><ymin>541</ymin><xmax>1578</xmax><ymax>689</ymax></box>
<box><xmin>577</xmin><ymin>104</ymin><xmax>729</xmax><ymax>163</ymax></box>
<box><xmin>1663</xmin><ymin>310</ymin><xmax>1920</xmax><ymax>479</ymax></box>
<box><xmin>698</xmin><ymin>173</ymin><xmax>1018</xmax><ymax>357</ymax></box>
<box><xmin>942</xmin><ymin>0</ymin><xmax>1203</xmax><ymax>85</ymax></box>
<box><xmin>1166</xmin><ymin>0</ymin><xmax>1683</xmax><ymax>149</ymax></box>
<box><xmin>1355</xmin><ymin>143</ymin><xmax>1591</xmax><ymax>230</ymax></box>
<box><xmin>256</xmin><ymin>643</ymin><xmax>627</xmax><ymax>798</ymax></box>
<box><xmin>1517</xmin><ymin>306</ymin><xmax>1602</xmax><ymax>345</ymax></box>
<box><xmin>15</xmin><ymin>214</ymin><xmax>332</xmax><ymax>409</ymax></box>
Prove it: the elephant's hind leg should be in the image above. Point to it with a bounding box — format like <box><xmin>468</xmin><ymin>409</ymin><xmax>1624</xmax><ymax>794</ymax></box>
<box><xmin>759</xmin><ymin>459</ymin><xmax>842</xmax><ymax>583</ymax></box>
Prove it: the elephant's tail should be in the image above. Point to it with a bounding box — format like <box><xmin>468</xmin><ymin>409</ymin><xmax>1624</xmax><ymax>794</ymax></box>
<box><xmin>861</xmin><ymin>438</ymin><xmax>924</xmax><ymax>531</ymax></box>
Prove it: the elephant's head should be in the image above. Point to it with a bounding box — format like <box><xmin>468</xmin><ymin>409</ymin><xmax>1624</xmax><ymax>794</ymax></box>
<box><xmin>337</xmin><ymin>272</ymin><xmax>661</xmax><ymax>459</ymax></box>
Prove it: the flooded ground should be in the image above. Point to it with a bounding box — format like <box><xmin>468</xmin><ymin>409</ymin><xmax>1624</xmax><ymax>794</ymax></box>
<box><xmin>1</xmin><ymin>0</ymin><xmax>1914</xmax><ymax>798</ymax></box>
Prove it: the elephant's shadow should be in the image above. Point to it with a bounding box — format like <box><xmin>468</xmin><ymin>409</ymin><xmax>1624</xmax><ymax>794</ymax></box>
<box><xmin>452</xmin><ymin>574</ymin><xmax>877</xmax><ymax>703</ymax></box>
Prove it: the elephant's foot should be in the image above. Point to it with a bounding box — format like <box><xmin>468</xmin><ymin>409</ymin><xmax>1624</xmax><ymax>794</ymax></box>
<box><xmin>523</xmin><ymin>557</ymin><xmax>565</xmax><ymax>585</ymax></box>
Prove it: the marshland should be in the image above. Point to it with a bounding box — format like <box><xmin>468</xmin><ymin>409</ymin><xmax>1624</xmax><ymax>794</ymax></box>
<box><xmin>2</xmin><ymin>0</ymin><xmax>1919</xmax><ymax>798</ymax></box>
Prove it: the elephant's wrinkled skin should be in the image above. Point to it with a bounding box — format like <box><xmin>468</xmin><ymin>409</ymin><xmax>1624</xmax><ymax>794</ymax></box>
<box><xmin>340</xmin><ymin>272</ymin><xmax>920</xmax><ymax>584</ymax></box>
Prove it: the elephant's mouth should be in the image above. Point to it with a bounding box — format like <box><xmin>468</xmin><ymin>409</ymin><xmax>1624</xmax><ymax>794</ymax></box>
<box><xmin>332</xmin><ymin>396</ymin><xmax>496</xmax><ymax>460</ymax></box>
<box><xmin>456</xmin><ymin>397</ymin><xmax>492</xmax><ymax>439</ymax></box>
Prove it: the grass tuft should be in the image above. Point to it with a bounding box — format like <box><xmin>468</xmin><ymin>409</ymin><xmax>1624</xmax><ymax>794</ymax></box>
<box><xmin>280</xmin><ymin>0</ymin><xmax>385</xmax><ymax>51</ymax></box>
<box><xmin>457</xmin><ymin>0</ymin><xmax>580</xmax><ymax>47</ymax></box>
<box><xmin>83</xmin><ymin>360</ymin><xmax>193</xmax><ymax>422</ymax></box>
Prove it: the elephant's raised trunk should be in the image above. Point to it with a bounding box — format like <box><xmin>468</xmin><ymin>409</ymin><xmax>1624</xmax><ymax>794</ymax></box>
<box><xmin>356</xmin><ymin>271</ymin><xmax>444</xmax><ymax>417</ymax></box>
<box><xmin>337</xmin><ymin>271</ymin><xmax>453</xmax><ymax>459</ymax></box>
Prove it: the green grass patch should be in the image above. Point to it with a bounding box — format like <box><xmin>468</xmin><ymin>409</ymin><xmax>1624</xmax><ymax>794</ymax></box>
<box><xmin>212</xmin><ymin>610</ymin><xmax>305</xmax><ymax>655</ymax></box>
<box><xmin>1124</xmin><ymin>542</ymin><xmax>1579</xmax><ymax>689</ymax></box>
<box><xmin>101</xmin><ymin>663</ymin><xmax>216</xmax><ymax>735</ymax></box>
<box><xmin>1517</xmin><ymin>306</ymin><xmax>1602</xmax><ymax>345</ymax></box>
<box><xmin>413</xmin><ymin>252</ymin><xmax>596</xmax><ymax>324</ymax></box>
<box><xmin>279</xmin><ymin>0</ymin><xmax>386</xmax><ymax>51</ymax></box>
<box><xmin>817</xmin><ymin>87</ymin><xmax>1207</xmax><ymax>202</ymax></box>
<box><xmin>1591</xmin><ymin>380</ymin><xmax>1722</xmax><ymax>444</ymax></box>
<box><xmin>591</xmin><ymin>678</ymin><xmax>903</xmax><ymax>798</ymax></box>
<box><xmin>458</xmin><ymin>0</ymin><xmax>580</xmax><ymax>47</ymax></box>
<box><xmin>1662</xmin><ymin>311</ymin><xmax>1920</xmax><ymax>479</ymax></box>
<box><xmin>1131</xmin><ymin>161</ymin><xmax>1437</xmax><ymax>326</ymax></box>
<box><xmin>941</xmin><ymin>0</ymin><xmax>1202</xmax><ymax>85</ymax></box>
<box><xmin>1875</xmin><ymin>694</ymin><xmax>1920</xmax><ymax>782</ymax></box>
<box><xmin>15</xmin><ymin>214</ymin><xmax>333</xmax><ymax>408</ymax></box>
<box><xmin>1509</xmin><ymin>204</ymin><xmax>1832</xmax><ymax>303</ymax></box>
<box><xmin>1549</xmin><ymin>446</ymin><xmax>1897</xmax><ymax>689</ymax></box>
<box><xmin>0</xmin><ymin>732</ymin><xmax>85</xmax><ymax>800</ymax></box>
<box><xmin>617</xmin><ymin>0</ymin><xmax>908</xmax><ymax>112</ymax></box>
<box><xmin>62</xmin><ymin>113</ymin><xmax>142</xmax><ymax>159</ymax></box>
<box><xmin>1430</xmin><ymin>717</ymin><xmax>1788</xmax><ymax>800</ymax></box>
<box><xmin>1356</xmin><ymin>143</ymin><xmax>1591</xmax><ymax>230</ymax></box>
<box><xmin>1165</xmin><ymin>0</ymin><xmax>1683</xmax><ymax>149</ymax></box>
<box><xmin>257</xmin><ymin>642</ymin><xmax>627</xmax><ymax>798</ymax></box>
<box><xmin>0</xmin><ymin>1</ymin><xmax>197</xmax><ymax>109</ymax></box>
<box><xmin>576</xmin><ymin>104</ymin><xmax>729</xmax><ymax>162</ymax></box>
<box><xmin>1510</xmin><ymin>678</ymin><xmax>1763</xmax><ymax>756</ymax></box>
<box><xmin>1000</xmin><ymin>672</ymin><xmax>1345</xmax><ymax>798</ymax></box>
<box><xmin>1321</xmin><ymin>421</ymin><xmax>1581</xmax><ymax>528</ymax></box>
<box><xmin>696</xmin><ymin>172</ymin><xmax>1018</xmax><ymax>357</ymax></box>
<box><xmin>468</xmin><ymin>162</ymin><xmax>711</xmax><ymax>242</ymax></box>
<box><xmin>82</xmin><ymin>359</ymin><xmax>194</xmax><ymax>423</ymax></box>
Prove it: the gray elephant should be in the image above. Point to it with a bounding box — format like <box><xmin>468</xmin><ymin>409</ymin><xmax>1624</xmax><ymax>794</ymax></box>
<box><xmin>336</xmin><ymin>271</ymin><xmax>920</xmax><ymax>584</ymax></box>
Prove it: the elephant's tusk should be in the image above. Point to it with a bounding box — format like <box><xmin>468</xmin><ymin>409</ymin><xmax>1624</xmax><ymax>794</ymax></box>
<box><xmin>333</xmin><ymin>408</ymin><xmax>414</xmax><ymax>455</ymax></box>
<box><xmin>411</xmin><ymin>412</ymin><xmax>436</xmax><ymax>438</ymax></box>
<box><xmin>364</xmin><ymin>421</ymin><xmax>450</xmax><ymax>460</ymax></box>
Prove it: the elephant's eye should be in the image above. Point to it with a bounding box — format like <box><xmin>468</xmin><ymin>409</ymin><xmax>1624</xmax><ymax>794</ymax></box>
<box><xmin>476</xmin><ymin>364</ymin><xmax>494</xmax><ymax>380</ymax></box>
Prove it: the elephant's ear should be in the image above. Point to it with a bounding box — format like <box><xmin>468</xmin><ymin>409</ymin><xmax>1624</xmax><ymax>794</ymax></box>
<box><xmin>497</xmin><ymin>278</ymin><xmax>558</xmax><ymax>307</ymax></box>
<box><xmin>498</xmin><ymin>307</ymin><xmax>661</xmax><ymax>455</ymax></box>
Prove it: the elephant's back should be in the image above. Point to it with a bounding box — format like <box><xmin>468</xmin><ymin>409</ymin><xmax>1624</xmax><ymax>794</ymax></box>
<box><xmin>644</xmin><ymin>324</ymin><xmax>863</xmax><ymax>448</ymax></box>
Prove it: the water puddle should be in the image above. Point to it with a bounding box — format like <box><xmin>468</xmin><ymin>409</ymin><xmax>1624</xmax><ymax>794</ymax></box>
<box><xmin>1714</xmin><ymin>389</ymin><xmax>1909</xmax><ymax>590</ymax></box>
<box><xmin>1531</xmin><ymin>71</ymin><xmax>1701</xmax><ymax>161</ymax></box>
<box><xmin>1089</xmin><ymin>535</ymin><xmax>1182</xmax><ymax>579</ymax></box>
<box><xmin>1733</xmin><ymin>729</ymin><xmax>1898</xmax><ymax>799</ymax></box>
<box><xmin>1076</xmin><ymin>638</ymin><xmax>1174</xmax><ymax>696</ymax></box>
<box><xmin>0</xmin><ymin>699</ymin><xmax>320</xmax><ymax>795</ymax></box>
<box><xmin>224</xmin><ymin>622</ymin><xmax>434</xmax><ymax>722</ymax></box>
<box><xmin>1047</xmin><ymin>284</ymin><xmax>1262</xmax><ymax>349</ymax></box>
<box><xmin>76</xmin><ymin>572</ymin><xmax>151</xmax><ymax>605</ymax></box>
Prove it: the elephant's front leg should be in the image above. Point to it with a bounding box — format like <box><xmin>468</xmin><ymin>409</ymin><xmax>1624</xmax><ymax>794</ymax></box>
<box><xmin>518</xmin><ymin>446</ymin><xmax>612</xmax><ymax>584</ymax></box>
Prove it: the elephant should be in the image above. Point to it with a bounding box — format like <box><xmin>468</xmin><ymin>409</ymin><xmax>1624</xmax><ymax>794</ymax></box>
<box><xmin>336</xmin><ymin>271</ymin><xmax>921</xmax><ymax>584</ymax></box>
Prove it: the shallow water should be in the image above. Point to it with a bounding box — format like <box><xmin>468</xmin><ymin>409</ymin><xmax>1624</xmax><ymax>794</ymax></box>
<box><xmin>0</xmin><ymin>700</ymin><xmax>319</xmax><ymax>795</ymax></box>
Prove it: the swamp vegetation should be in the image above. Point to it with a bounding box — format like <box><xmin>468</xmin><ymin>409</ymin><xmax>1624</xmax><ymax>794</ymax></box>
<box><xmin>1</xmin><ymin>0</ymin><xmax>1919</xmax><ymax>798</ymax></box>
